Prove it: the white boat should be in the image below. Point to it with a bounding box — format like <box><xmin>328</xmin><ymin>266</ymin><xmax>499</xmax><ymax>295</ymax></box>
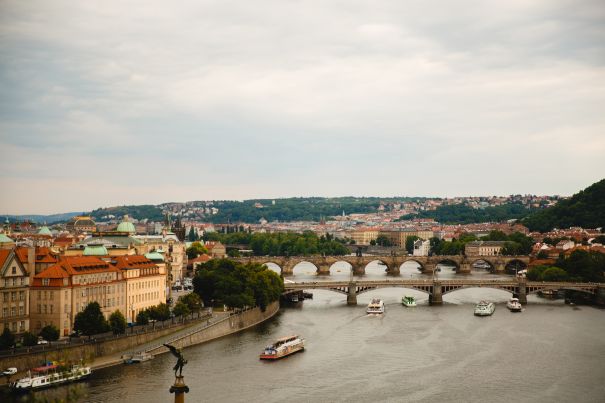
<box><xmin>506</xmin><ymin>298</ymin><xmax>522</xmax><ymax>312</ymax></box>
<box><xmin>402</xmin><ymin>296</ymin><xmax>417</xmax><ymax>307</ymax></box>
<box><xmin>10</xmin><ymin>364</ymin><xmax>91</xmax><ymax>391</ymax></box>
<box><xmin>2</xmin><ymin>367</ymin><xmax>17</xmax><ymax>376</ymax></box>
<box><xmin>128</xmin><ymin>352</ymin><xmax>154</xmax><ymax>363</ymax></box>
<box><xmin>367</xmin><ymin>298</ymin><xmax>385</xmax><ymax>314</ymax></box>
<box><xmin>259</xmin><ymin>335</ymin><xmax>305</xmax><ymax>360</ymax></box>
<box><xmin>474</xmin><ymin>301</ymin><xmax>495</xmax><ymax>316</ymax></box>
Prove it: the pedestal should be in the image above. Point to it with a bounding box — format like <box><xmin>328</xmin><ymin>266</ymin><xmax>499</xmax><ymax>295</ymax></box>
<box><xmin>170</xmin><ymin>375</ymin><xmax>189</xmax><ymax>403</ymax></box>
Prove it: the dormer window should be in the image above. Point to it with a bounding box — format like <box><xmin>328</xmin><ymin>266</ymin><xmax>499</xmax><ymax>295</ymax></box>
<box><xmin>42</xmin><ymin>278</ymin><xmax>50</xmax><ymax>286</ymax></box>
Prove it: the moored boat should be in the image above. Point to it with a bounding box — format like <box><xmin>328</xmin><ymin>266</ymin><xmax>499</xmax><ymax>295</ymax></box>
<box><xmin>124</xmin><ymin>351</ymin><xmax>154</xmax><ymax>364</ymax></box>
<box><xmin>506</xmin><ymin>297</ymin><xmax>522</xmax><ymax>312</ymax></box>
<box><xmin>259</xmin><ymin>335</ymin><xmax>305</xmax><ymax>360</ymax></box>
<box><xmin>10</xmin><ymin>363</ymin><xmax>91</xmax><ymax>391</ymax></box>
<box><xmin>474</xmin><ymin>301</ymin><xmax>495</xmax><ymax>316</ymax></box>
<box><xmin>367</xmin><ymin>298</ymin><xmax>385</xmax><ymax>314</ymax></box>
<box><xmin>401</xmin><ymin>296</ymin><xmax>417</xmax><ymax>307</ymax></box>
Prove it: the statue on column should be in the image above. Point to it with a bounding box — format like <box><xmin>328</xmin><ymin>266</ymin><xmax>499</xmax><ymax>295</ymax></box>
<box><xmin>164</xmin><ymin>343</ymin><xmax>188</xmax><ymax>377</ymax></box>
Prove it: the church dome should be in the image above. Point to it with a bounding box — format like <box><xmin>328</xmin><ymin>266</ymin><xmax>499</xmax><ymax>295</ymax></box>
<box><xmin>116</xmin><ymin>215</ymin><xmax>136</xmax><ymax>234</ymax></box>
<box><xmin>38</xmin><ymin>226</ymin><xmax>52</xmax><ymax>236</ymax></box>
<box><xmin>83</xmin><ymin>245</ymin><xmax>108</xmax><ymax>256</ymax></box>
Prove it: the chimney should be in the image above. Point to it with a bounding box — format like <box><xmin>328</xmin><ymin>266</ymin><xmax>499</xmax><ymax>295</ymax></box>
<box><xmin>27</xmin><ymin>246</ymin><xmax>36</xmax><ymax>282</ymax></box>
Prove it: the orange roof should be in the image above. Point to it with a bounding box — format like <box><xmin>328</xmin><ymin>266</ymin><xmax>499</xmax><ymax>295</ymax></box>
<box><xmin>36</xmin><ymin>265</ymin><xmax>69</xmax><ymax>279</ymax></box>
<box><xmin>189</xmin><ymin>254</ymin><xmax>211</xmax><ymax>264</ymax></box>
<box><xmin>113</xmin><ymin>255</ymin><xmax>156</xmax><ymax>270</ymax></box>
<box><xmin>15</xmin><ymin>246</ymin><xmax>58</xmax><ymax>265</ymax></box>
<box><xmin>0</xmin><ymin>249</ymin><xmax>10</xmax><ymax>268</ymax></box>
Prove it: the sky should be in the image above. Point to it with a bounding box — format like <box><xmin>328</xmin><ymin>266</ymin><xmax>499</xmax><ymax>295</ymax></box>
<box><xmin>1</xmin><ymin>1</ymin><xmax>604</xmax><ymax>214</ymax></box>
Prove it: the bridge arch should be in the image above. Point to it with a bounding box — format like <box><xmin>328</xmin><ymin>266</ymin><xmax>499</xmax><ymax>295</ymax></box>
<box><xmin>364</xmin><ymin>259</ymin><xmax>391</xmax><ymax>276</ymax></box>
<box><xmin>505</xmin><ymin>259</ymin><xmax>528</xmax><ymax>274</ymax></box>
<box><xmin>470</xmin><ymin>258</ymin><xmax>494</xmax><ymax>271</ymax></box>
<box><xmin>441</xmin><ymin>284</ymin><xmax>517</xmax><ymax>296</ymax></box>
<box><xmin>260</xmin><ymin>261</ymin><xmax>284</xmax><ymax>275</ymax></box>
<box><xmin>400</xmin><ymin>258</ymin><xmax>425</xmax><ymax>271</ymax></box>
<box><xmin>329</xmin><ymin>261</ymin><xmax>352</xmax><ymax>276</ymax></box>
<box><xmin>356</xmin><ymin>285</ymin><xmax>431</xmax><ymax>296</ymax></box>
<box><xmin>435</xmin><ymin>258</ymin><xmax>460</xmax><ymax>272</ymax></box>
<box><xmin>291</xmin><ymin>260</ymin><xmax>320</xmax><ymax>276</ymax></box>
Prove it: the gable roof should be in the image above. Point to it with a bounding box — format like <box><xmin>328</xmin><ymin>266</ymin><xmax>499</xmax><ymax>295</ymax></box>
<box><xmin>0</xmin><ymin>249</ymin><xmax>28</xmax><ymax>277</ymax></box>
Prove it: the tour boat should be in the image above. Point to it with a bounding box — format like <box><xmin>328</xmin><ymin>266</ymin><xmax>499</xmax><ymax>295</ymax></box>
<box><xmin>506</xmin><ymin>297</ymin><xmax>523</xmax><ymax>312</ymax></box>
<box><xmin>10</xmin><ymin>363</ymin><xmax>91</xmax><ymax>391</ymax></box>
<box><xmin>401</xmin><ymin>296</ymin><xmax>417</xmax><ymax>307</ymax></box>
<box><xmin>474</xmin><ymin>301</ymin><xmax>495</xmax><ymax>316</ymax></box>
<box><xmin>259</xmin><ymin>335</ymin><xmax>305</xmax><ymax>360</ymax></box>
<box><xmin>367</xmin><ymin>298</ymin><xmax>385</xmax><ymax>314</ymax></box>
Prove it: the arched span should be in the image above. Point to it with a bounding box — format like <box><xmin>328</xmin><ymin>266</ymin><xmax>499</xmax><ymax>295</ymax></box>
<box><xmin>505</xmin><ymin>259</ymin><xmax>528</xmax><ymax>272</ymax></box>
<box><xmin>470</xmin><ymin>258</ymin><xmax>494</xmax><ymax>270</ymax></box>
<box><xmin>441</xmin><ymin>284</ymin><xmax>517</xmax><ymax>296</ymax></box>
<box><xmin>401</xmin><ymin>258</ymin><xmax>425</xmax><ymax>271</ymax></box>
<box><xmin>329</xmin><ymin>261</ymin><xmax>352</xmax><ymax>275</ymax></box>
<box><xmin>527</xmin><ymin>286</ymin><xmax>595</xmax><ymax>296</ymax></box>
<box><xmin>435</xmin><ymin>258</ymin><xmax>460</xmax><ymax>271</ymax></box>
<box><xmin>291</xmin><ymin>260</ymin><xmax>320</xmax><ymax>275</ymax></box>
<box><xmin>364</xmin><ymin>259</ymin><xmax>390</xmax><ymax>273</ymax></box>
<box><xmin>261</xmin><ymin>262</ymin><xmax>284</xmax><ymax>274</ymax></box>
<box><xmin>356</xmin><ymin>285</ymin><xmax>431</xmax><ymax>295</ymax></box>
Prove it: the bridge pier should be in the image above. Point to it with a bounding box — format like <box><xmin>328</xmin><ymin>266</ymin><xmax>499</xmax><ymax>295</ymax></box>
<box><xmin>352</xmin><ymin>264</ymin><xmax>365</xmax><ymax>276</ymax></box>
<box><xmin>517</xmin><ymin>279</ymin><xmax>527</xmax><ymax>305</ymax></box>
<box><xmin>386</xmin><ymin>265</ymin><xmax>400</xmax><ymax>276</ymax></box>
<box><xmin>595</xmin><ymin>287</ymin><xmax>605</xmax><ymax>306</ymax></box>
<box><xmin>282</xmin><ymin>265</ymin><xmax>294</xmax><ymax>276</ymax></box>
<box><xmin>430</xmin><ymin>283</ymin><xmax>443</xmax><ymax>305</ymax></box>
<box><xmin>493</xmin><ymin>262</ymin><xmax>506</xmax><ymax>274</ymax></box>
<box><xmin>347</xmin><ymin>283</ymin><xmax>357</xmax><ymax>305</ymax></box>
<box><xmin>458</xmin><ymin>262</ymin><xmax>472</xmax><ymax>274</ymax></box>
<box><xmin>317</xmin><ymin>264</ymin><xmax>331</xmax><ymax>275</ymax></box>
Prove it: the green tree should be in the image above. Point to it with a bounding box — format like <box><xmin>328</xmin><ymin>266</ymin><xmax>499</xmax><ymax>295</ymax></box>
<box><xmin>179</xmin><ymin>292</ymin><xmax>203</xmax><ymax>312</ymax></box>
<box><xmin>186</xmin><ymin>241</ymin><xmax>208</xmax><ymax>259</ymax></box>
<box><xmin>375</xmin><ymin>235</ymin><xmax>392</xmax><ymax>247</ymax></box>
<box><xmin>188</xmin><ymin>226</ymin><xmax>197</xmax><ymax>242</ymax></box>
<box><xmin>22</xmin><ymin>331</ymin><xmax>38</xmax><ymax>346</ymax></box>
<box><xmin>0</xmin><ymin>327</ymin><xmax>15</xmax><ymax>349</ymax></box>
<box><xmin>542</xmin><ymin>267</ymin><xmax>569</xmax><ymax>281</ymax></box>
<box><xmin>39</xmin><ymin>324</ymin><xmax>60</xmax><ymax>341</ymax></box>
<box><xmin>536</xmin><ymin>250</ymin><xmax>549</xmax><ymax>259</ymax></box>
<box><xmin>172</xmin><ymin>302</ymin><xmax>190</xmax><ymax>317</ymax></box>
<box><xmin>136</xmin><ymin>310</ymin><xmax>149</xmax><ymax>325</ymax></box>
<box><xmin>369</xmin><ymin>239</ymin><xmax>376</xmax><ymax>246</ymax></box>
<box><xmin>148</xmin><ymin>303</ymin><xmax>171</xmax><ymax>321</ymax></box>
<box><xmin>73</xmin><ymin>302</ymin><xmax>109</xmax><ymax>336</ymax></box>
<box><xmin>227</xmin><ymin>248</ymin><xmax>241</xmax><ymax>258</ymax></box>
<box><xmin>405</xmin><ymin>236</ymin><xmax>420</xmax><ymax>255</ymax></box>
<box><xmin>109</xmin><ymin>310</ymin><xmax>127</xmax><ymax>335</ymax></box>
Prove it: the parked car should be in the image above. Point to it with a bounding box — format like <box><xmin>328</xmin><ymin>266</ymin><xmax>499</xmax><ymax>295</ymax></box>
<box><xmin>2</xmin><ymin>367</ymin><xmax>17</xmax><ymax>376</ymax></box>
<box><xmin>37</xmin><ymin>338</ymin><xmax>49</xmax><ymax>345</ymax></box>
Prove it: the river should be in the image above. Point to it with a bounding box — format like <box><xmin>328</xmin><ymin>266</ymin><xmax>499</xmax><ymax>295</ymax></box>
<box><xmin>3</xmin><ymin>262</ymin><xmax>605</xmax><ymax>402</ymax></box>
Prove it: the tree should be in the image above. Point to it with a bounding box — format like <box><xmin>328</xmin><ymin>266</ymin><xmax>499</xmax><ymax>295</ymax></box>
<box><xmin>22</xmin><ymin>331</ymin><xmax>38</xmax><ymax>346</ymax></box>
<box><xmin>227</xmin><ymin>248</ymin><xmax>241</xmax><ymax>258</ymax></box>
<box><xmin>536</xmin><ymin>250</ymin><xmax>549</xmax><ymax>259</ymax></box>
<box><xmin>542</xmin><ymin>267</ymin><xmax>569</xmax><ymax>281</ymax></box>
<box><xmin>405</xmin><ymin>236</ymin><xmax>420</xmax><ymax>255</ymax></box>
<box><xmin>73</xmin><ymin>302</ymin><xmax>109</xmax><ymax>336</ymax></box>
<box><xmin>172</xmin><ymin>302</ymin><xmax>190</xmax><ymax>317</ymax></box>
<box><xmin>369</xmin><ymin>239</ymin><xmax>376</xmax><ymax>246</ymax></box>
<box><xmin>39</xmin><ymin>324</ymin><xmax>60</xmax><ymax>341</ymax></box>
<box><xmin>148</xmin><ymin>303</ymin><xmax>171</xmax><ymax>321</ymax></box>
<box><xmin>188</xmin><ymin>226</ymin><xmax>197</xmax><ymax>242</ymax></box>
<box><xmin>109</xmin><ymin>310</ymin><xmax>127</xmax><ymax>335</ymax></box>
<box><xmin>0</xmin><ymin>327</ymin><xmax>15</xmax><ymax>349</ymax></box>
<box><xmin>186</xmin><ymin>241</ymin><xmax>208</xmax><ymax>259</ymax></box>
<box><xmin>375</xmin><ymin>235</ymin><xmax>392</xmax><ymax>247</ymax></box>
<box><xmin>179</xmin><ymin>292</ymin><xmax>203</xmax><ymax>312</ymax></box>
<box><xmin>136</xmin><ymin>310</ymin><xmax>149</xmax><ymax>325</ymax></box>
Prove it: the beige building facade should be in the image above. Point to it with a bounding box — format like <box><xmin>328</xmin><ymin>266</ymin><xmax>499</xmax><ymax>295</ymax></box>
<box><xmin>0</xmin><ymin>249</ymin><xmax>30</xmax><ymax>334</ymax></box>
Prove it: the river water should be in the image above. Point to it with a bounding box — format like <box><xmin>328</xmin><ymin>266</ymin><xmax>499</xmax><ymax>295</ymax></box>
<box><xmin>4</xmin><ymin>262</ymin><xmax>605</xmax><ymax>402</ymax></box>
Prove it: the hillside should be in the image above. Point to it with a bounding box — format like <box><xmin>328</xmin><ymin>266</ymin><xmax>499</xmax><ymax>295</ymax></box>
<box><xmin>522</xmin><ymin>179</ymin><xmax>605</xmax><ymax>232</ymax></box>
<box><xmin>397</xmin><ymin>203</ymin><xmax>536</xmax><ymax>224</ymax></box>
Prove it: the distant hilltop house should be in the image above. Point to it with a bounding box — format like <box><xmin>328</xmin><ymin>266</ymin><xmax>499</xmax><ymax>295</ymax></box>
<box><xmin>203</xmin><ymin>241</ymin><xmax>226</xmax><ymax>258</ymax></box>
<box><xmin>66</xmin><ymin>216</ymin><xmax>97</xmax><ymax>233</ymax></box>
<box><xmin>464</xmin><ymin>241</ymin><xmax>506</xmax><ymax>256</ymax></box>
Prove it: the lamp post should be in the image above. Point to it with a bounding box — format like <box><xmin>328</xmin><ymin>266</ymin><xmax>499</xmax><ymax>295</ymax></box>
<box><xmin>433</xmin><ymin>267</ymin><xmax>441</xmax><ymax>281</ymax></box>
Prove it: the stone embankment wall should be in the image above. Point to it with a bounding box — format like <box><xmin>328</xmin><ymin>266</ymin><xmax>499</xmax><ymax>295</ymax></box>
<box><xmin>148</xmin><ymin>301</ymin><xmax>280</xmax><ymax>355</ymax></box>
<box><xmin>0</xmin><ymin>321</ymin><xmax>197</xmax><ymax>373</ymax></box>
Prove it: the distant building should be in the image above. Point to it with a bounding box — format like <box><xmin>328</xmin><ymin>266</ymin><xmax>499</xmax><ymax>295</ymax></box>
<box><xmin>465</xmin><ymin>241</ymin><xmax>506</xmax><ymax>256</ymax></box>
<box><xmin>66</xmin><ymin>216</ymin><xmax>97</xmax><ymax>233</ymax></box>
<box><xmin>0</xmin><ymin>249</ymin><xmax>30</xmax><ymax>334</ymax></box>
<box><xmin>204</xmin><ymin>241</ymin><xmax>226</xmax><ymax>258</ymax></box>
<box><xmin>413</xmin><ymin>239</ymin><xmax>430</xmax><ymax>256</ymax></box>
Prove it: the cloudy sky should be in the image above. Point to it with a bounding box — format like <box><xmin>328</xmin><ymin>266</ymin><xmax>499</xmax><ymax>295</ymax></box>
<box><xmin>1</xmin><ymin>1</ymin><xmax>604</xmax><ymax>214</ymax></box>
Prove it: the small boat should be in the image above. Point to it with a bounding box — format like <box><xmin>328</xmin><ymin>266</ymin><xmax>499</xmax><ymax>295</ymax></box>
<box><xmin>3</xmin><ymin>367</ymin><xmax>17</xmax><ymax>376</ymax></box>
<box><xmin>10</xmin><ymin>364</ymin><xmax>91</xmax><ymax>391</ymax></box>
<box><xmin>506</xmin><ymin>298</ymin><xmax>522</xmax><ymax>312</ymax></box>
<box><xmin>474</xmin><ymin>301</ymin><xmax>495</xmax><ymax>316</ymax></box>
<box><xmin>260</xmin><ymin>335</ymin><xmax>305</xmax><ymax>360</ymax></box>
<box><xmin>129</xmin><ymin>352</ymin><xmax>154</xmax><ymax>363</ymax></box>
<box><xmin>401</xmin><ymin>296</ymin><xmax>417</xmax><ymax>307</ymax></box>
<box><xmin>538</xmin><ymin>289</ymin><xmax>557</xmax><ymax>298</ymax></box>
<box><xmin>302</xmin><ymin>292</ymin><xmax>314</xmax><ymax>300</ymax></box>
<box><xmin>367</xmin><ymin>298</ymin><xmax>385</xmax><ymax>314</ymax></box>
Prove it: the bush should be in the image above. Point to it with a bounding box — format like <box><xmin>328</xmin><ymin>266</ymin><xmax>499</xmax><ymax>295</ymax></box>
<box><xmin>39</xmin><ymin>324</ymin><xmax>60</xmax><ymax>341</ymax></box>
<box><xmin>136</xmin><ymin>310</ymin><xmax>149</xmax><ymax>325</ymax></box>
<box><xmin>109</xmin><ymin>310</ymin><xmax>127</xmax><ymax>335</ymax></box>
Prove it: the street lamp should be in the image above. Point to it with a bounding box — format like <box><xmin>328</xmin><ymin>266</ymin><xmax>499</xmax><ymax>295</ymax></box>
<box><xmin>433</xmin><ymin>267</ymin><xmax>441</xmax><ymax>281</ymax></box>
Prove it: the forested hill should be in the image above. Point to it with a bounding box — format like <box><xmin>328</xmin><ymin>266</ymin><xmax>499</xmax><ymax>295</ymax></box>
<box><xmin>522</xmin><ymin>179</ymin><xmax>605</xmax><ymax>232</ymax></box>
<box><xmin>89</xmin><ymin>205</ymin><xmax>165</xmax><ymax>221</ymax></box>
<box><xmin>397</xmin><ymin>203</ymin><xmax>536</xmax><ymax>224</ymax></box>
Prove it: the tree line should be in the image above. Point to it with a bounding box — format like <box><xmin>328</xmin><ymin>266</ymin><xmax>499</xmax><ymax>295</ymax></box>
<box><xmin>429</xmin><ymin>231</ymin><xmax>534</xmax><ymax>256</ymax></box>
<box><xmin>527</xmin><ymin>250</ymin><xmax>605</xmax><ymax>283</ymax></box>
<box><xmin>398</xmin><ymin>202</ymin><xmax>537</xmax><ymax>224</ymax></box>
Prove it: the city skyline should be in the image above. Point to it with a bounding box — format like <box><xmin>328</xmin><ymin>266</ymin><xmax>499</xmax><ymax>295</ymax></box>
<box><xmin>1</xmin><ymin>1</ymin><xmax>604</xmax><ymax>214</ymax></box>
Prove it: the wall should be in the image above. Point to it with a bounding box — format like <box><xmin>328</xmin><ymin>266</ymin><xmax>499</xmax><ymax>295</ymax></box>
<box><xmin>148</xmin><ymin>301</ymin><xmax>280</xmax><ymax>355</ymax></box>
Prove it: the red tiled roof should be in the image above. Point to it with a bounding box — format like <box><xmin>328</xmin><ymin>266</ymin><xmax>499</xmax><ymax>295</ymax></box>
<box><xmin>0</xmin><ymin>249</ymin><xmax>10</xmax><ymax>268</ymax></box>
<box><xmin>113</xmin><ymin>255</ymin><xmax>156</xmax><ymax>270</ymax></box>
<box><xmin>189</xmin><ymin>254</ymin><xmax>211</xmax><ymax>264</ymax></box>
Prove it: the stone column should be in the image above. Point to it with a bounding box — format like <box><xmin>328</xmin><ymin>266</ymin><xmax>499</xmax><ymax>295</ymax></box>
<box><xmin>352</xmin><ymin>263</ymin><xmax>365</xmax><ymax>276</ymax></box>
<box><xmin>347</xmin><ymin>283</ymin><xmax>357</xmax><ymax>305</ymax></box>
<box><xmin>281</xmin><ymin>265</ymin><xmax>294</xmax><ymax>276</ymax></box>
<box><xmin>430</xmin><ymin>282</ymin><xmax>443</xmax><ymax>305</ymax></box>
<box><xmin>170</xmin><ymin>375</ymin><xmax>189</xmax><ymax>403</ymax></box>
<box><xmin>317</xmin><ymin>264</ymin><xmax>331</xmax><ymax>275</ymax></box>
<box><xmin>517</xmin><ymin>278</ymin><xmax>527</xmax><ymax>305</ymax></box>
<box><xmin>493</xmin><ymin>261</ymin><xmax>506</xmax><ymax>273</ymax></box>
<box><xmin>458</xmin><ymin>261</ymin><xmax>472</xmax><ymax>274</ymax></box>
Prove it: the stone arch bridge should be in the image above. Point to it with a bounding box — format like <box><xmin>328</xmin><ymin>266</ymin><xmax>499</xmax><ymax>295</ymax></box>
<box><xmin>234</xmin><ymin>255</ymin><xmax>530</xmax><ymax>275</ymax></box>
<box><xmin>283</xmin><ymin>279</ymin><xmax>605</xmax><ymax>306</ymax></box>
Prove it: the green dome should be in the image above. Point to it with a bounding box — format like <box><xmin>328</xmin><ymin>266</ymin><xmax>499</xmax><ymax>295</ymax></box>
<box><xmin>116</xmin><ymin>215</ymin><xmax>136</xmax><ymax>234</ymax></box>
<box><xmin>145</xmin><ymin>252</ymin><xmax>165</xmax><ymax>262</ymax></box>
<box><xmin>83</xmin><ymin>245</ymin><xmax>108</xmax><ymax>256</ymax></box>
<box><xmin>38</xmin><ymin>226</ymin><xmax>52</xmax><ymax>236</ymax></box>
<box><xmin>0</xmin><ymin>233</ymin><xmax>14</xmax><ymax>243</ymax></box>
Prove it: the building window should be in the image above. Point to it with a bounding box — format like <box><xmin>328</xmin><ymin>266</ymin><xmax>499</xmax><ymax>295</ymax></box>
<box><xmin>42</xmin><ymin>279</ymin><xmax>50</xmax><ymax>286</ymax></box>
<box><xmin>12</xmin><ymin>267</ymin><xmax>16</xmax><ymax>274</ymax></box>
<box><xmin>2</xmin><ymin>293</ymin><xmax>7</xmax><ymax>302</ymax></box>
<box><xmin>2</xmin><ymin>308</ymin><xmax>7</xmax><ymax>318</ymax></box>
<box><xmin>37</xmin><ymin>304</ymin><xmax>41</xmax><ymax>314</ymax></box>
